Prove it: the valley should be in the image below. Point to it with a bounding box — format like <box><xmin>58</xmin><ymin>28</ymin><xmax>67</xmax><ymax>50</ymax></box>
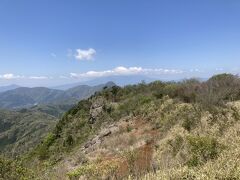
<box><xmin>0</xmin><ymin>82</ymin><xmax>114</xmax><ymax>158</ymax></box>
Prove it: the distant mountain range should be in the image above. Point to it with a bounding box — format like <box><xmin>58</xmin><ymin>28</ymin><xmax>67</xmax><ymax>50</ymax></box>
<box><xmin>0</xmin><ymin>82</ymin><xmax>115</xmax><ymax>109</ymax></box>
<box><xmin>0</xmin><ymin>81</ymin><xmax>115</xmax><ymax>156</ymax></box>
<box><xmin>53</xmin><ymin>75</ymin><xmax>157</xmax><ymax>90</ymax></box>
<box><xmin>0</xmin><ymin>84</ymin><xmax>20</xmax><ymax>93</ymax></box>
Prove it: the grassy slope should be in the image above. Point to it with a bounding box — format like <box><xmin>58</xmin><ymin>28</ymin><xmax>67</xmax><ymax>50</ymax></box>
<box><xmin>24</xmin><ymin>74</ymin><xmax>240</xmax><ymax>179</ymax></box>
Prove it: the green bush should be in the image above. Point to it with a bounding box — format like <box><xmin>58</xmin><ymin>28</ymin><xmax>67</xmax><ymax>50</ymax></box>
<box><xmin>181</xmin><ymin>106</ymin><xmax>200</xmax><ymax>131</ymax></box>
<box><xmin>127</xmin><ymin>124</ymin><xmax>133</xmax><ymax>132</ymax></box>
<box><xmin>153</xmin><ymin>92</ymin><xmax>164</xmax><ymax>99</ymax></box>
<box><xmin>0</xmin><ymin>156</ymin><xmax>35</xmax><ymax>179</ymax></box>
<box><xmin>187</xmin><ymin>135</ymin><xmax>223</xmax><ymax>166</ymax></box>
<box><xmin>65</xmin><ymin>134</ymin><xmax>74</xmax><ymax>146</ymax></box>
<box><xmin>168</xmin><ymin>135</ymin><xmax>184</xmax><ymax>156</ymax></box>
<box><xmin>37</xmin><ymin>144</ymin><xmax>49</xmax><ymax>160</ymax></box>
<box><xmin>43</xmin><ymin>133</ymin><xmax>56</xmax><ymax>147</ymax></box>
<box><xmin>36</xmin><ymin>133</ymin><xmax>56</xmax><ymax>160</ymax></box>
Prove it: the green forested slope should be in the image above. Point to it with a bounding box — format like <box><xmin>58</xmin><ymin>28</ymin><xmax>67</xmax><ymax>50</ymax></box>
<box><xmin>0</xmin><ymin>82</ymin><xmax>115</xmax><ymax>109</ymax></box>
<box><xmin>0</xmin><ymin>109</ymin><xmax>58</xmax><ymax>157</ymax></box>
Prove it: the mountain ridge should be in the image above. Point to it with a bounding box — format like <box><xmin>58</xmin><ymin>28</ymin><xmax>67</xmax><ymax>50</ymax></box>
<box><xmin>21</xmin><ymin>73</ymin><xmax>240</xmax><ymax>180</ymax></box>
<box><xmin>2</xmin><ymin>74</ymin><xmax>240</xmax><ymax>179</ymax></box>
<box><xmin>0</xmin><ymin>82</ymin><xmax>115</xmax><ymax>109</ymax></box>
<box><xmin>0</xmin><ymin>84</ymin><xmax>20</xmax><ymax>93</ymax></box>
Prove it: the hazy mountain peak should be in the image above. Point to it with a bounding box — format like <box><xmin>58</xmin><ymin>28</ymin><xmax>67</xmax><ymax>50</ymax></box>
<box><xmin>0</xmin><ymin>84</ymin><xmax>20</xmax><ymax>93</ymax></box>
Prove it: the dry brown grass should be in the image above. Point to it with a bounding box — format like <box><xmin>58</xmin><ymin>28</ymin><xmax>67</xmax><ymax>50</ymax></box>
<box><xmin>62</xmin><ymin>100</ymin><xmax>240</xmax><ymax>179</ymax></box>
<box><xmin>130</xmin><ymin>103</ymin><xmax>240</xmax><ymax>180</ymax></box>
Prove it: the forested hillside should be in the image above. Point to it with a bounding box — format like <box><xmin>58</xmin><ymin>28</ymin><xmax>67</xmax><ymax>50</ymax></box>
<box><xmin>0</xmin><ymin>82</ymin><xmax>115</xmax><ymax>109</ymax></box>
<box><xmin>0</xmin><ymin>109</ymin><xmax>58</xmax><ymax>157</ymax></box>
<box><xmin>0</xmin><ymin>82</ymin><xmax>115</xmax><ymax>158</ymax></box>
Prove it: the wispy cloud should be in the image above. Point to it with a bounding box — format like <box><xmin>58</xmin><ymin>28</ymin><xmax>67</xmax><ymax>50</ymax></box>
<box><xmin>29</xmin><ymin>76</ymin><xmax>49</xmax><ymax>80</ymax></box>
<box><xmin>215</xmin><ymin>68</ymin><xmax>224</xmax><ymax>71</ymax></box>
<box><xmin>189</xmin><ymin>68</ymin><xmax>204</xmax><ymax>73</ymax></box>
<box><xmin>0</xmin><ymin>74</ymin><xmax>24</xmax><ymax>80</ymax></box>
<box><xmin>4</xmin><ymin>66</ymin><xmax>231</xmax><ymax>82</ymax></box>
<box><xmin>70</xmin><ymin>66</ymin><xmax>183</xmax><ymax>79</ymax></box>
<box><xmin>59</xmin><ymin>75</ymin><xmax>69</xmax><ymax>79</ymax></box>
<box><xmin>75</xmin><ymin>48</ymin><xmax>96</xmax><ymax>60</ymax></box>
<box><xmin>0</xmin><ymin>74</ymin><xmax>50</xmax><ymax>80</ymax></box>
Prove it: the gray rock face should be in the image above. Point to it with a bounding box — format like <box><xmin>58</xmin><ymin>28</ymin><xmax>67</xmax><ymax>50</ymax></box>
<box><xmin>84</xmin><ymin>141</ymin><xmax>92</xmax><ymax>149</ymax></box>
<box><xmin>108</xmin><ymin>124</ymin><xmax>119</xmax><ymax>133</ymax></box>
<box><xmin>90</xmin><ymin>107</ymin><xmax>103</xmax><ymax>119</ymax></box>
<box><xmin>89</xmin><ymin>97</ymin><xmax>104</xmax><ymax>124</ymax></box>
<box><xmin>83</xmin><ymin>136</ymin><xmax>101</xmax><ymax>154</ymax></box>
<box><xmin>83</xmin><ymin>124</ymin><xmax>119</xmax><ymax>154</ymax></box>
<box><xmin>99</xmin><ymin>129</ymin><xmax>111</xmax><ymax>138</ymax></box>
<box><xmin>91</xmin><ymin>97</ymin><xmax>104</xmax><ymax>109</ymax></box>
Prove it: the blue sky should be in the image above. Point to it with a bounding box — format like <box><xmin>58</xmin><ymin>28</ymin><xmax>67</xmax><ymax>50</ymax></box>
<box><xmin>0</xmin><ymin>0</ymin><xmax>240</xmax><ymax>86</ymax></box>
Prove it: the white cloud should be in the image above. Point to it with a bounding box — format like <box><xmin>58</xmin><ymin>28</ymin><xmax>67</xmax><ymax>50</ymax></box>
<box><xmin>70</xmin><ymin>66</ymin><xmax>183</xmax><ymax>79</ymax></box>
<box><xmin>29</xmin><ymin>76</ymin><xmax>48</xmax><ymax>80</ymax></box>
<box><xmin>0</xmin><ymin>74</ymin><xmax>24</xmax><ymax>79</ymax></box>
<box><xmin>0</xmin><ymin>74</ymin><xmax>51</xmax><ymax>80</ymax></box>
<box><xmin>215</xmin><ymin>68</ymin><xmax>224</xmax><ymax>71</ymax></box>
<box><xmin>75</xmin><ymin>48</ymin><xmax>96</xmax><ymax>60</ymax></box>
<box><xmin>59</xmin><ymin>75</ymin><xmax>69</xmax><ymax>79</ymax></box>
<box><xmin>190</xmin><ymin>68</ymin><xmax>200</xmax><ymax>72</ymax></box>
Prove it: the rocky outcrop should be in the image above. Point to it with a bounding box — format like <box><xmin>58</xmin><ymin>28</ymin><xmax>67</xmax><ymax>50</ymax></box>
<box><xmin>83</xmin><ymin>124</ymin><xmax>119</xmax><ymax>154</ymax></box>
<box><xmin>99</xmin><ymin>129</ymin><xmax>111</xmax><ymax>138</ymax></box>
<box><xmin>89</xmin><ymin>97</ymin><xmax>104</xmax><ymax>124</ymax></box>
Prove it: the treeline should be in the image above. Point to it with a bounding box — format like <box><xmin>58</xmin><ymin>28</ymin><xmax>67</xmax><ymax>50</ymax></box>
<box><xmin>99</xmin><ymin>73</ymin><xmax>240</xmax><ymax>109</ymax></box>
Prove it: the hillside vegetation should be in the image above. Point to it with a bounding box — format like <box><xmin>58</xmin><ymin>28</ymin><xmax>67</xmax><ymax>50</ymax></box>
<box><xmin>0</xmin><ymin>82</ymin><xmax>115</xmax><ymax>158</ymax></box>
<box><xmin>0</xmin><ymin>82</ymin><xmax>115</xmax><ymax>109</ymax></box>
<box><xmin>2</xmin><ymin>74</ymin><xmax>240</xmax><ymax>180</ymax></box>
<box><xmin>0</xmin><ymin>109</ymin><xmax>58</xmax><ymax>157</ymax></box>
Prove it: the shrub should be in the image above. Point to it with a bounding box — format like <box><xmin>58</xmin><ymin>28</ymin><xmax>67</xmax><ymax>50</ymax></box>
<box><xmin>111</xmin><ymin>86</ymin><xmax>121</xmax><ymax>102</ymax></box>
<box><xmin>37</xmin><ymin>144</ymin><xmax>49</xmax><ymax>160</ymax></box>
<box><xmin>181</xmin><ymin>106</ymin><xmax>201</xmax><ymax>131</ymax></box>
<box><xmin>187</xmin><ymin>135</ymin><xmax>223</xmax><ymax>166</ymax></box>
<box><xmin>0</xmin><ymin>156</ymin><xmax>35</xmax><ymax>179</ymax></box>
<box><xmin>168</xmin><ymin>135</ymin><xmax>184</xmax><ymax>156</ymax></box>
<box><xmin>126</xmin><ymin>124</ymin><xmax>133</xmax><ymax>132</ymax></box>
<box><xmin>65</xmin><ymin>134</ymin><xmax>74</xmax><ymax>146</ymax></box>
<box><xmin>43</xmin><ymin>133</ymin><xmax>56</xmax><ymax>147</ymax></box>
<box><xmin>123</xmin><ymin>150</ymin><xmax>138</xmax><ymax>174</ymax></box>
<box><xmin>67</xmin><ymin>159</ymin><xmax>120</xmax><ymax>179</ymax></box>
<box><xmin>36</xmin><ymin>133</ymin><xmax>56</xmax><ymax>160</ymax></box>
<box><xmin>197</xmin><ymin>74</ymin><xmax>240</xmax><ymax>109</ymax></box>
<box><xmin>153</xmin><ymin>92</ymin><xmax>164</xmax><ymax>99</ymax></box>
